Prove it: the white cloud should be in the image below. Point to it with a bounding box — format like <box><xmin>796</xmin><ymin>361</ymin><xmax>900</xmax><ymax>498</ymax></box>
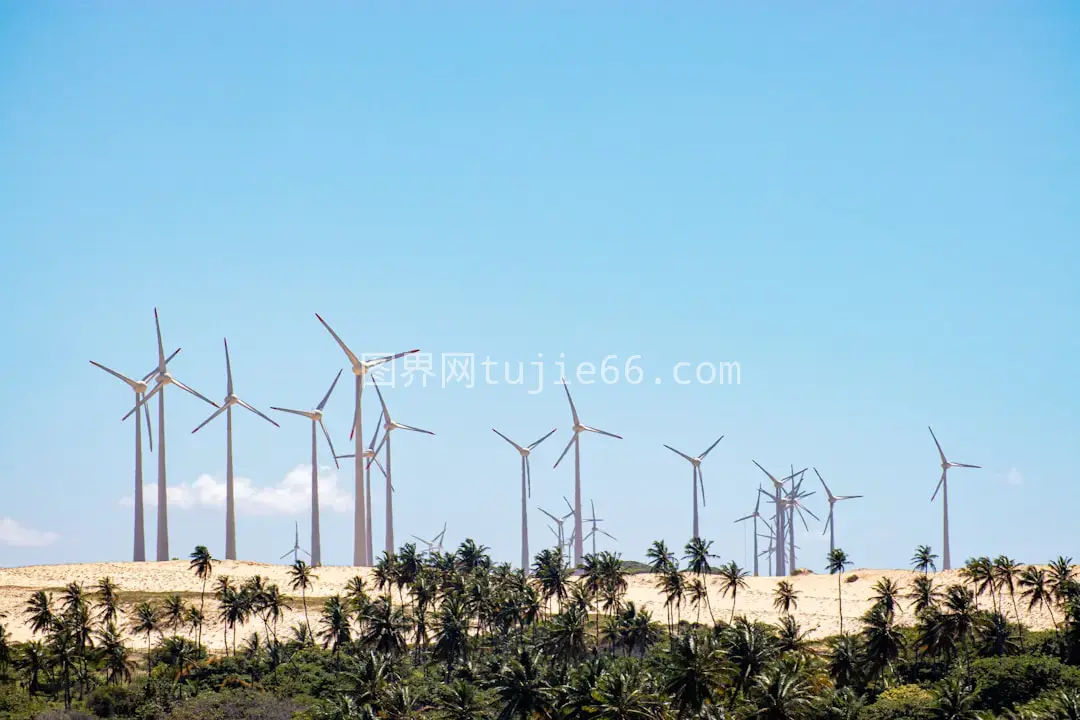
<box><xmin>120</xmin><ymin>466</ymin><xmax>351</xmax><ymax>515</ymax></box>
<box><xmin>1005</xmin><ymin>468</ymin><xmax>1024</xmax><ymax>486</ymax></box>
<box><xmin>0</xmin><ymin>518</ymin><xmax>60</xmax><ymax>547</ymax></box>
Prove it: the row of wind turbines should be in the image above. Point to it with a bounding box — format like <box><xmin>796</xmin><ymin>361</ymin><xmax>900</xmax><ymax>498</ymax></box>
<box><xmin>91</xmin><ymin>309</ymin><xmax>981</xmax><ymax>573</ymax></box>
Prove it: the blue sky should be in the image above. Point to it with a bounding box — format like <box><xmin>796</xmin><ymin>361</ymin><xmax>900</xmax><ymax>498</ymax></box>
<box><xmin>1</xmin><ymin>2</ymin><xmax>1077</xmax><ymax>572</ymax></box>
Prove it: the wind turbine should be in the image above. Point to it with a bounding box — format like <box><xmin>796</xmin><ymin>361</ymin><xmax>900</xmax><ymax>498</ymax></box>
<box><xmin>782</xmin><ymin>474</ymin><xmax>818</xmax><ymax>574</ymax></box>
<box><xmin>192</xmin><ymin>339</ymin><xmax>279</xmax><ymax>561</ymax></box>
<box><xmin>734</xmin><ymin>486</ymin><xmax>771</xmax><ymax>576</ymax></box>
<box><xmin>411</xmin><ymin>523</ymin><xmax>447</xmax><ymax>555</ymax></box>
<box><xmin>582</xmin><ymin>499</ymin><xmax>616</xmax><ymax>556</ymax></box>
<box><xmin>752</xmin><ymin>462</ymin><xmax>797</xmax><ymax>576</ymax></box>
<box><xmin>315</xmin><ymin>313</ymin><xmax>418</xmax><ymax>566</ymax></box>
<box><xmin>815</xmin><ymin>468</ymin><xmax>862</xmax><ymax>555</ymax></box>
<box><xmin>336</xmin><ymin>410</ymin><xmax>389</xmax><ymax>564</ymax></box>
<box><xmin>663</xmin><ymin>436</ymin><xmax>723</xmax><ymax>540</ymax></box>
<box><xmin>270</xmin><ymin>370</ymin><xmax>342</xmax><ymax>567</ymax></box>
<box><xmin>281</xmin><ymin>521</ymin><xmax>311</xmax><ymax>565</ymax></box>
<box><xmin>539</xmin><ymin>500</ymin><xmax>574</xmax><ymax>562</ymax></box>
<box><xmin>127</xmin><ymin>309</ymin><xmax>218</xmax><ymax>561</ymax></box>
<box><xmin>369</xmin><ymin>377</ymin><xmax>434</xmax><ymax>555</ymax></box>
<box><xmin>553</xmin><ymin>380</ymin><xmax>622</xmax><ymax>568</ymax></box>
<box><xmin>90</xmin><ymin>348</ymin><xmax>179</xmax><ymax>562</ymax></box>
<box><xmin>493</xmin><ymin>427</ymin><xmax>558</xmax><ymax>574</ymax></box>
<box><xmin>759</xmin><ymin>529</ymin><xmax>775</xmax><ymax>576</ymax></box>
<box><xmin>929</xmin><ymin>426</ymin><xmax>981</xmax><ymax>571</ymax></box>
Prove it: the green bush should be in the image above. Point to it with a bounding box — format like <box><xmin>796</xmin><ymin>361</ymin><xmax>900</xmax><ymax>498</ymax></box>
<box><xmin>0</xmin><ymin>684</ymin><xmax>47</xmax><ymax>720</ymax></box>
<box><xmin>164</xmin><ymin>689</ymin><xmax>297</xmax><ymax>720</ymax></box>
<box><xmin>861</xmin><ymin>683</ymin><xmax>936</xmax><ymax>720</ymax></box>
<box><xmin>968</xmin><ymin>654</ymin><xmax>1080</xmax><ymax>711</ymax></box>
<box><xmin>87</xmin><ymin>684</ymin><xmax>141</xmax><ymax>718</ymax></box>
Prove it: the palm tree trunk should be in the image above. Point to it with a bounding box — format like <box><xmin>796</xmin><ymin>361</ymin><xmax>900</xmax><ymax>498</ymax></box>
<box><xmin>302</xmin><ymin>589</ymin><xmax>310</xmax><ymax>641</ymax></box>
<box><xmin>838</xmin><ymin>574</ymin><xmax>844</xmax><ymax>636</ymax></box>
<box><xmin>730</xmin><ymin>593</ymin><xmax>737</xmax><ymax>624</ymax></box>
<box><xmin>1010</xmin><ymin>591</ymin><xmax>1024</xmax><ymax>650</ymax></box>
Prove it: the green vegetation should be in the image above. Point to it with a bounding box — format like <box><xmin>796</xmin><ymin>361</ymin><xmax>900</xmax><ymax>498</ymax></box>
<box><xmin>1</xmin><ymin>545</ymin><xmax>1079</xmax><ymax>719</ymax></box>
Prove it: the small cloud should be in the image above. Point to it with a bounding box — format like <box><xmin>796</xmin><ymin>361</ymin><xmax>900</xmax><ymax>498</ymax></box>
<box><xmin>0</xmin><ymin>518</ymin><xmax>60</xmax><ymax>547</ymax></box>
<box><xmin>120</xmin><ymin>465</ymin><xmax>351</xmax><ymax>515</ymax></box>
<box><xmin>1005</xmin><ymin>468</ymin><xmax>1024</xmax><ymax>486</ymax></box>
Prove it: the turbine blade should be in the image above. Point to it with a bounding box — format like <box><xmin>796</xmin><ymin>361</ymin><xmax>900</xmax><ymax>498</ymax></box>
<box><xmin>539</xmin><ymin>508</ymin><xmax>559</xmax><ymax>523</ymax></box>
<box><xmin>837</xmin><ymin>495</ymin><xmax>863</xmax><ymax>501</ymax></box>
<box><xmin>600</xmin><ymin>530</ymin><xmax>617</xmax><ymax>540</ymax></box>
<box><xmin>171</xmin><ymin>378</ymin><xmax>218</xmax><ymax>407</ymax></box>
<box><xmin>699</xmin><ymin>435</ymin><xmax>724</xmax><ymax>459</ymax></box>
<box><xmin>822</xmin><ymin>512</ymin><xmax>833</xmax><ymax>535</ymax></box>
<box><xmin>734</xmin><ymin>514</ymin><xmax>754</xmax><ymax>523</ymax></box>
<box><xmin>318</xmin><ymin>369</ymin><xmax>343</xmax><ymax>411</ymax></box>
<box><xmin>373</xmin><ymin>456</ymin><xmax>388</xmax><ymax>478</ymax></box>
<box><xmin>563</xmin><ymin>496</ymin><xmax>574</xmax><ymax>516</ymax></box>
<box><xmin>280</xmin><ymin>549</ymin><xmax>294</xmax><ymax>559</ymax></box>
<box><xmin>319</xmin><ymin>420</ymin><xmax>339</xmax><ymax>470</ymax></box>
<box><xmin>954</xmin><ymin>463</ymin><xmax>981</xmax><ymax>469</ymax></box>
<box><xmin>144</xmin><ymin>401</ymin><xmax>153</xmax><ymax>451</ymax></box>
<box><xmin>336</xmin><ymin>454</ymin><xmax>357</xmax><ymax>460</ymax></box>
<box><xmin>368</xmin><ymin>410</ymin><xmax>384</xmax><ymax>450</ymax></box>
<box><xmin>582</xmin><ymin>425</ymin><xmax>622</xmax><ymax>439</ymax></box>
<box><xmin>397</xmin><ymin>422</ymin><xmax>434</xmax><ymax>435</ymax></box>
<box><xmin>528</xmin><ymin>428</ymin><xmax>558</xmax><ymax>449</ymax></box>
<box><xmin>123</xmin><ymin>382</ymin><xmax>162</xmax><ymax>420</ymax></box>
<box><xmin>553</xmin><ymin>434</ymin><xmax>576</xmax><ymax>468</ymax></box>
<box><xmin>370</xmin><ymin>376</ymin><xmax>392</xmax><ymax>418</ymax></box>
<box><xmin>813</xmin><ymin>467</ymin><xmax>835</xmax><ymax>501</ymax></box>
<box><xmin>89</xmin><ymin>361</ymin><xmax>140</xmax><ymax>390</ymax></box>
<box><xmin>801</xmin><ymin>505</ymin><xmax>820</xmax><ymax>522</ymax></box>
<box><xmin>192</xmin><ymin>404</ymin><xmax>228</xmax><ymax>434</ymax></box>
<box><xmin>270</xmin><ymin>406</ymin><xmax>313</xmax><ymax>419</ymax></box>
<box><xmin>238</xmin><ymin>399</ymin><xmax>280</xmax><ymax>427</ymax></box>
<box><xmin>753</xmin><ymin>485</ymin><xmax>761</xmax><ymax>514</ymax></box>
<box><xmin>492</xmin><ymin>428</ymin><xmax>526</xmax><ymax>452</ymax></box>
<box><xmin>224</xmin><ymin>338</ymin><xmax>234</xmax><ymax>396</ymax></box>
<box><xmin>664</xmin><ymin>444</ymin><xmax>695</xmax><ymax>463</ymax></box>
<box><xmin>314</xmin><ymin>314</ymin><xmax>362</xmax><ymax>367</ymax></box>
<box><xmin>367</xmin><ymin>349</ymin><xmax>421</xmax><ymax>367</ymax></box>
<box><xmin>752</xmin><ymin>460</ymin><xmax>781</xmax><ymax>487</ymax></box>
<box><xmin>153</xmin><ymin>308</ymin><xmax>165</xmax><ymax>370</ymax></box>
<box><xmin>561</xmin><ymin>379</ymin><xmax>579</xmax><ymax>425</ymax></box>
<box><xmin>525</xmin><ymin>457</ymin><xmax>532</xmax><ymax>498</ymax></box>
<box><xmin>367</xmin><ymin>433</ymin><xmax>388</xmax><ymax>466</ymax></box>
<box><xmin>928</xmin><ymin>425</ymin><xmax>947</xmax><ymax>465</ymax></box>
<box><xmin>697</xmin><ymin>466</ymin><xmax>707</xmax><ymax>506</ymax></box>
<box><xmin>931</xmin><ymin>470</ymin><xmax>946</xmax><ymax>501</ymax></box>
<box><xmin>143</xmin><ymin>347</ymin><xmax>180</xmax><ymax>382</ymax></box>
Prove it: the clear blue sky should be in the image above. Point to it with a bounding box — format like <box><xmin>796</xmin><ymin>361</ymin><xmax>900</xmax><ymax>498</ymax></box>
<box><xmin>1</xmin><ymin>2</ymin><xmax>1077</xmax><ymax>571</ymax></box>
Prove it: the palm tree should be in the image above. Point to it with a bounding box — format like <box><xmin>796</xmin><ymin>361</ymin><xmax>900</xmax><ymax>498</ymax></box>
<box><xmin>774</xmin><ymin>615</ymin><xmax>812</xmax><ymax>656</ymax></box>
<box><xmin>684</xmin><ymin>537</ymin><xmax>718</xmax><ymax>576</ymax></box>
<box><xmin>870</xmin><ymin>577</ymin><xmax>903</xmax><ymax>622</ymax></box>
<box><xmin>543</xmin><ymin>604</ymin><xmax>589</xmax><ymax>666</ymax></box>
<box><xmin>17</xmin><ymin>640</ymin><xmax>48</xmax><ymax>696</ymax></box>
<box><xmin>49</xmin><ymin>624</ymin><xmax>79</xmax><ymax>709</ymax></box>
<box><xmin>687</xmin><ymin>578</ymin><xmax>710</xmax><ymax>625</ymax></box>
<box><xmin>605</xmin><ymin>602</ymin><xmax>659</xmax><ymax>658</ymax></box>
<box><xmin>646</xmin><ymin>540</ymin><xmax>676</xmax><ymax>574</ymax></box>
<box><xmin>717</xmin><ymin>561</ymin><xmax>749</xmax><ymax>623</ymax></box>
<box><xmin>23</xmin><ymin>590</ymin><xmax>55</xmax><ymax>637</ymax></box>
<box><xmin>162</xmin><ymin>594</ymin><xmax>187</xmax><ymax>636</ymax></box>
<box><xmin>436</xmin><ymin>679</ymin><xmax>491</xmax><ymax>720</ymax></box>
<box><xmin>433</xmin><ymin>596</ymin><xmax>471</xmax><ymax>676</ymax></box>
<box><xmin>95</xmin><ymin>577</ymin><xmax>121</xmax><ymax>626</ymax></box>
<box><xmin>1049</xmin><ymin>556</ymin><xmax>1077</xmax><ymax>606</ymax></box>
<box><xmin>911</xmin><ymin>545</ymin><xmax>938</xmax><ymax>575</ymax></box>
<box><xmin>662</xmin><ymin>634</ymin><xmax>728</xmax><ymax>718</ymax></box>
<box><xmin>934</xmin><ymin>677</ymin><xmax>979</xmax><ymax>720</ymax></box>
<box><xmin>97</xmin><ymin>622</ymin><xmax>135</xmax><ymax>684</ymax></box>
<box><xmin>532</xmin><ymin>548</ymin><xmax>570</xmax><ymax>614</ymax></box>
<box><xmin>961</xmin><ymin>556</ymin><xmax>995</xmax><ymax>611</ymax></box>
<box><xmin>318</xmin><ymin>595</ymin><xmax>352</xmax><ymax>654</ymax></box>
<box><xmin>722</xmin><ymin>616</ymin><xmax>776</xmax><ymax>699</ymax></box>
<box><xmin>861</xmin><ymin>604</ymin><xmax>904</xmax><ymax>686</ymax></box>
<box><xmin>588</xmin><ymin>668</ymin><xmax>658</xmax><ymax>720</ymax></box>
<box><xmin>288</xmin><ymin>559</ymin><xmax>318</xmax><ymax>640</ymax></box>
<box><xmin>657</xmin><ymin>565</ymin><xmax>685</xmax><ymax>639</ymax></box>
<box><xmin>491</xmin><ymin>649</ymin><xmax>552</xmax><ymax>720</ymax></box>
<box><xmin>993</xmin><ymin>555</ymin><xmax>1024</xmax><ymax>649</ymax></box>
<box><xmin>754</xmin><ymin>660</ymin><xmax>816</xmax><ymax>720</ymax></box>
<box><xmin>1020</xmin><ymin>566</ymin><xmax>1057</xmax><ymax>628</ymax></box>
<box><xmin>908</xmin><ymin>574</ymin><xmax>942</xmax><ymax>617</ymax></box>
<box><xmin>827</xmin><ymin>548</ymin><xmax>851</xmax><ymax>635</ymax></box>
<box><xmin>361</xmin><ymin>596</ymin><xmax>409</xmax><ymax>655</ymax></box>
<box><xmin>260</xmin><ymin>583</ymin><xmax>290</xmax><ymax>644</ymax></box>
<box><xmin>188</xmin><ymin>545</ymin><xmax>214</xmax><ymax>649</ymax></box>
<box><xmin>127</xmin><ymin>601</ymin><xmax>160</xmax><ymax>676</ymax></box>
<box><xmin>773</xmin><ymin>581</ymin><xmax>799</xmax><ymax>616</ymax></box>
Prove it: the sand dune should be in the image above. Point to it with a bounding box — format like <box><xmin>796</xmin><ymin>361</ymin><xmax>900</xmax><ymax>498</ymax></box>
<box><xmin>0</xmin><ymin>561</ymin><xmax>1056</xmax><ymax>650</ymax></box>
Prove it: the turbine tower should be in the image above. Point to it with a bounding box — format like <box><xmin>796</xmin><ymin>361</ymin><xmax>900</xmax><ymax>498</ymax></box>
<box><xmin>752</xmin><ymin>462</ymin><xmax>797</xmax><ymax>576</ymax></box>
<box><xmin>270</xmin><ymin>369</ymin><xmax>343</xmax><ymax>567</ymax></box>
<box><xmin>493</xmin><ymin>427</ymin><xmax>557</xmax><ymax>573</ymax></box>
<box><xmin>582</xmin><ymin>499</ymin><xmax>616</xmax><ymax>556</ymax></box>
<box><xmin>553</xmin><ymin>380</ymin><xmax>622</xmax><ymax>568</ymax></box>
<box><xmin>663</xmin><ymin>436</ymin><xmax>723</xmax><ymax>539</ymax></box>
<box><xmin>782</xmin><ymin>474</ymin><xmax>818</xmax><ymax>574</ymax></box>
<box><xmin>280</xmin><ymin>522</ymin><xmax>311</xmax><ymax>565</ymax></box>
<box><xmin>90</xmin><ymin>348</ymin><xmax>179</xmax><ymax>561</ymax></box>
<box><xmin>128</xmin><ymin>309</ymin><xmax>217</xmax><ymax>561</ymax></box>
<box><xmin>734</xmin><ymin>486</ymin><xmax>771</xmax><ymax>576</ymax></box>
<box><xmin>336</xmin><ymin>411</ymin><xmax>389</xmax><ymax>563</ymax></box>
<box><xmin>369</xmin><ymin>377</ymin><xmax>434</xmax><ymax>555</ymax></box>
<box><xmin>315</xmin><ymin>313</ymin><xmax>418</xmax><ymax>566</ymax></box>
<box><xmin>815</xmin><ymin>468</ymin><xmax>862</xmax><ymax>555</ymax></box>
<box><xmin>929</xmin><ymin>426</ymin><xmax>981</xmax><ymax>570</ymax></box>
<box><xmin>192</xmin><ymin>339</ymin><xmax>279</xmax><ymax>561</ymax></box>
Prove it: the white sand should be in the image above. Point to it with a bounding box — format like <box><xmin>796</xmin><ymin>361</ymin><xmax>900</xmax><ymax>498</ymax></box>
<box><xmin>0</xmin><ymin>562</ymin><xmax>1056</xmax><ymax>651</ymax></box>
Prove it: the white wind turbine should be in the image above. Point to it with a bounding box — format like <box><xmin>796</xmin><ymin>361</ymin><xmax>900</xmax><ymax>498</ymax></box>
<box><xmin>815</xmin><ymin>468</ymin><xmax>862</xmax><ymax>555</ymax></box>
<box><xmin>270</xmin><ymin>370</ymin><xmax>343</xmax><ymax>568</ymax></box>
<box><xmin>781</xmin><ymin>474</ymin><xmax>818</xmax><ymax>574</ymax></box>
<box><xmin>582</xmin><ymin>499</ymin><xmax>616</xmax><ymax>556</ymax></box>
<box><xmin>663</xmin><ymin>436</ymin><xmax>724</xmax><ymax>540</ymax></box>
<box><xmin>336</xmin><ymin>410</ymin><xmax>390</xmax><ymax>564</ymax></box>
<box><xmin>752</xmin><ymin>461</ymin><xmax>794</xmax><ymax>576</ymax></box>
<box><xmin>734</xmin><ymin>486</ymin><xmax>771</xmax><ymax>576</ymax></box>
<box><xmin>411</xmin><ymin>523</ymin><xmax>447</xmax><ymax>555</ymax></box>
<box><xmin>540</xmin><ymin>498</ymin><xmax>575</xmax><ymax>562</ymax></box>
<box><xmin>929</xmin><ymin>426</ymin><xmax>981</xmax><ymax>571</ymax></box>
<box><xmin>315</xmin><ymin>313</ymin><xmax>418</xmax><ymax>566</ymax></box>
<box><xmin>553</xmin><ymin>380</ymin><xmax>622</xmax><ymax>568</ymax></box>
<box><xmin>369</xmin><ymin>377</ymin><xmax>434</xmax><ymax>555</ymax></box>
<box><xmin>90</xmin><ymin>348</ymin><xmax>179</xmax><ymax>562</ymax></box>
<box><xmin>493</xmin><ymin>427</ymin><xmax>558</xmax><ymax>574</ymax></box>
<box><xmin>127</xmin><ymin>309</ymin><xmax>218</xmax><ymax>561</ymax></box>
<box><xmin>281</xmin><ymin>521</ymin><xmax>311</xmax><ymax>565</ymax></box>
<box><xmin>192</xmin><ymin>339</ymin><xmax>279</xmax><ymax>561</ymax></box>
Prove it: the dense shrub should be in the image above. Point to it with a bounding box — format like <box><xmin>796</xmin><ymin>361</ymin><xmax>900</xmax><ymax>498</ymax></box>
<box><xmin>87</xmin><ymin>684</ymin><xmax>142</xmax><ymax>718</ymax></box>
<box><xmin>968</xmin><ymin>654</ymin><xmax>1080</xmax><ymax>711</ymax></box>
<box><xmin>0</xmin><ymin>684</ymin><xmax>47</xmax><ymax>720</ymax></box>
<box><xmin>861</xmin><ymin>683</ymin><xmax>936</xmax><ymax>720</ymax></box>
<box><xmin>164</xmin><ymin>689</ymin><xmax>297</xmax><ymax>720</ymax></box>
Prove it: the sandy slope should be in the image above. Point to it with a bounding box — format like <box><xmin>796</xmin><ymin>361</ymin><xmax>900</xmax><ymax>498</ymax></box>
<box><xmin>0</xmin><ymin>562</ymin><xmax>1056</xmax><ymax>651</ymax></box>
